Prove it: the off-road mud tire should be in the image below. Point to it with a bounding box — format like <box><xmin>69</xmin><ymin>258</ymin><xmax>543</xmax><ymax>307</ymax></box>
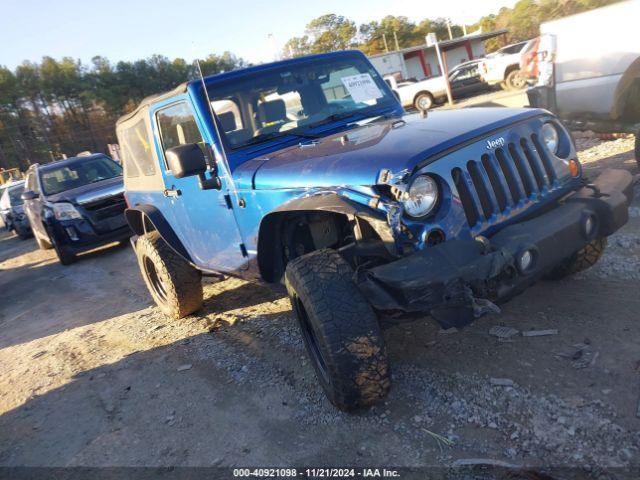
<box><xmin>285</xmin><ymin>249</ymin><xmax>390</xmax><ymax>412</ymax></box>
<box><xmin>136</xmin><ymin>231</ymin><xmax>203</xmax><ymax>319</ymax></box>
<box><xmin>547</xmin><ymin>238</ymin><xmax>607</xmax><ymax>280</ymax></box>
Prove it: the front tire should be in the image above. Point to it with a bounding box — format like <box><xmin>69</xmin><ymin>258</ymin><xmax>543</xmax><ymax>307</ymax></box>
<box><xmin>135</xmin><ymin>231</ymin><xmax>203</xmax><ymax>319</ymax></box>
<box><xmin>547</xmin><ymin>238</ymin><xmax>607</xmax><ymax>280</ymax></box>
<box><xmin>285</xmin><ymin>249</ymin><xmax>390</xmax><ymax>412</ymax></box>
<box><xmin>49</xmin><ymin>232</ymin><xmax>75</xmax><ymax>265</ymax></box>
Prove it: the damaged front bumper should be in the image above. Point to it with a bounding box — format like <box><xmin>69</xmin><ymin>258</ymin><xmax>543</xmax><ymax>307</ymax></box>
<box><xmin>356</xmin><ymin>168</ymin><xmax>635</xmax><ymax>329</ymax></box>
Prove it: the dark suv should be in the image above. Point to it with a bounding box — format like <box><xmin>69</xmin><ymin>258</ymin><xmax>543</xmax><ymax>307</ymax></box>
<box><xmin>22</xmin><ymin>154</ymin><xmax>131</xmax><ymax>264</ymax></box>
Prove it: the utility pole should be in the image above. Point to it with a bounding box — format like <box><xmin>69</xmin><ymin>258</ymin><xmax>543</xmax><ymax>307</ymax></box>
<box><xmin>267</xmin><ymin>33</ymin><xmax>278</xmax><ymax>61</ymax></box>
<box><xmin>393</xmin><ymin>31</ymin><xmax>400</xmax><ymax>51</ymax></box>
<box><xmin>426</xmin><ymin>33</ymin><xmax>453</xmax><ymax>106</ymax></box>
<box><xmin>447</xmin><ymin>19</ymin><xmax>453</xmax><ymax>40</ymax></box>
<box><xmin>382</xmin><ymin>33</ymin><xmax>389</xmax><ymax>53</ymax></box>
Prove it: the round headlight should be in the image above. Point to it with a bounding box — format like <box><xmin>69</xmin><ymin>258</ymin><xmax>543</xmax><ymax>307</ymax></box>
<box><xmin>541</xmin><ymin>122</ymin><xmax>559</xmax><ymax>154</ymax></box>
<box><xmin>403</xmin><ymin>175</ymin><xmax>439</xmax><ymax>218</ymax></box>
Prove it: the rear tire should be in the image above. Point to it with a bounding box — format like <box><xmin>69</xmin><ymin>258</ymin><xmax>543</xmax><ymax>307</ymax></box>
<box><xmin>505</xmin><ymin>68</ymin><xmax>526</xmax><ymax>90</ymax></box>
<box><xmin>16</xmin><ymin>228</ymin><xmax>31</xmax><ymax>240</ymax></box>
<box><xmin>547</xmin><ymin>238</ymin><xmax>607</xmax><ymax>280</ymax></box>
<box><xmin>135</xmin><ymin>231</ymin><xmax>203</xmax><ymax>319</ymax></box>
<box><xmin>285</xmin><ymin>249</ymin><xmax>390</xmax><ymax>412</ymax></box>
<box><xmin>414</xmin><ymin>92</ymin><xmax>434</xmax><ymax>111</ymax></box>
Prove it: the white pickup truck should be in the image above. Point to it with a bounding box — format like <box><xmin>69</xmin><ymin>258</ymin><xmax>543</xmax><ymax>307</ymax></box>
<box><xmin>383</xmin><ymin>75</ymin><xmax>447</xmax><ymax>110</ymax></box>
<box><xmin>479</xmin><ymin>40</ymin><xmax>533</xmax><ymax>90</ymax></box>
<box><xmin>526</xmin><ymin>0</ymin><xmax>640</xmax><ymax>166</ymax></box>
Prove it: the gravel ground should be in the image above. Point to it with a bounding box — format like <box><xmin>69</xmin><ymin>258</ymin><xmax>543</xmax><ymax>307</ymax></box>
<box><xmin>0</xmin><ymin>134</ymin><xmax>638</xmax><ymax>479</ymax></box>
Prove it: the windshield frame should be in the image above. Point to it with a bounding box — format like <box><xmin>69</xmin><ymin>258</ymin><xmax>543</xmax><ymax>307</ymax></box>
<box><xmin>39</xmin><ymin>156</ymin><xmax>123</xmax><ymax>196</ymax></box>
<box><xmin>205</xmin><ymin>52</ymin><xmax>400</xmax><ymax>153</ymax></box>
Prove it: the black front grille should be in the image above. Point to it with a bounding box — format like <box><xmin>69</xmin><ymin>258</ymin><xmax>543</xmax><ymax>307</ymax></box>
<box><xmin>82</xmin><ymin>193</ymin><xmax>127</xmax><ymax>221</ymax></box>
<box><xmin>453</xmin><ymin>135</ymin><xmax>559</xmax><ymax>229</ymax></box>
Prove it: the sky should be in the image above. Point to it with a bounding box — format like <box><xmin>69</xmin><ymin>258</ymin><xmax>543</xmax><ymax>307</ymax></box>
<box><xmin>1</xmin><ymin>0</ymin><xmax>517</xmax><ymax>70</ymax></box>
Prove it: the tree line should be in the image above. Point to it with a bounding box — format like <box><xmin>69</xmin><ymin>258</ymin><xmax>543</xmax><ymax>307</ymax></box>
<box><xmin>283</xmin><ymin>0</ymin><xmax>621</xmax><ymax>57</ymax></box>
<box><xmin>0</xmin><ymin>53</ymin><xmax>244</xmax><ymax>170</ymax></box>
<box><xmin>0</xmin><ymin>0</ymin><xmax>621</xmax><ymax>170</ymax></box>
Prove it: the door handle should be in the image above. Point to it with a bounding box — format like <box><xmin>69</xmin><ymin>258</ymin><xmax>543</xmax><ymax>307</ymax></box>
<box><xmin>163</xmin><ymin>188</ymin><xmax>182</xmax><ymax>198</ymax></box>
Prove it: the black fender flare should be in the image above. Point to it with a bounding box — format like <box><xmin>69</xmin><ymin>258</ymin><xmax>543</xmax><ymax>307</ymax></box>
<box><xmin>257</xmin><ymin>192</ymin><xmax>395</xmax><ymax>282</ymax></box>
<box><xmin>125</xmin><ymin>205</ymin><xmax>193</xmax><ymax>264</ymax></box>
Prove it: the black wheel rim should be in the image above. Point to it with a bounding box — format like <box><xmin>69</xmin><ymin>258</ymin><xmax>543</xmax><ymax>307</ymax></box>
<box><xmin>143</xmin><ymin>256</ymin><xmax>168</xmax><ymax>303</ymax></box>
<box><xmin>294</xmin><ymin>296</ymin><xmax>330</xmax><ymax>385</ymax></box>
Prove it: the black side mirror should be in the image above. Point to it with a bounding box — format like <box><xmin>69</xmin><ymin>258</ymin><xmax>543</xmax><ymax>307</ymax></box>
<box><xmin>21</xmin><ymin>190</ymin><xmax>38</xmax><ymax>201</ymax></box>
<box><xmin>165</xmin><ymin>143</ymin><xmax>221</xmax><ymax>190</ymax></box>
<box><xmin>165</xmin><ymin>144</ymin><xmax>207</xmax><ymax>178</ymax></box>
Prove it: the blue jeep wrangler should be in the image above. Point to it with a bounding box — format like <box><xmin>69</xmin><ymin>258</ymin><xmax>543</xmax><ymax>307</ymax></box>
<box><xmin>117</xmin><ymin>50</ymin><xmax>634</xmax><ymax>411</ymax></box>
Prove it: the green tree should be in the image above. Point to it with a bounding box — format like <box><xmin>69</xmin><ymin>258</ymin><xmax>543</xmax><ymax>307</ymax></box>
<box><xmin>283</xmin><ymin>14</ymin><xmax>356</xmax><ymax>57</ymax></box>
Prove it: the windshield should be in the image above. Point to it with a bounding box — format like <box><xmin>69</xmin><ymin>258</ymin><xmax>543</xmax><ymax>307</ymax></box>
<box><xmin>40</xmin><ymin>157</ymin><xmax>122</xmax><ymax>196</ymax></box>
<box><xmin>207</xmin><ymin>53</ymin><xmax>396</xmax><ymax>150</ymax></box>
<box><xmin>8</xmin><ymin>184</ymin><xmax>25</xmax><ymax>206</ymax></box>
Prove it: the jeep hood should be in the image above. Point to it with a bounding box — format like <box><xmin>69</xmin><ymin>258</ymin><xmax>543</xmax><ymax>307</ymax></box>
<box><xmin>245</xmin><ymin>108</ymin><xmax>545</xmax><ymax>190</ymax></box>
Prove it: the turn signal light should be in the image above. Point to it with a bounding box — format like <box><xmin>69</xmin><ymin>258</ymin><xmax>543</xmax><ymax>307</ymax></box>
<box><xmin>568</xmin><ymin>159</ymin><xmax>580</xmax><ymax>177</ymax></box>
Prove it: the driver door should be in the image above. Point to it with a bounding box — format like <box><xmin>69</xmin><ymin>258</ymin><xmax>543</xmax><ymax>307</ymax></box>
<box><xmin>152</xmin><ymin>99</ymin><xmax>246</xmax><ymax>273</ymax></box>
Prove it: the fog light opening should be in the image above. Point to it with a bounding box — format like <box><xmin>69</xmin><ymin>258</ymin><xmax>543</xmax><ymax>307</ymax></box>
<box><xmin>426</xmin><ymin>229</ymin><xmax>445</xmax><ymax>246</ymax></box>
<box><xmin>65</xmin><ymin>226</ymin><xmax>79</xmax><ymax>241</ymax></box>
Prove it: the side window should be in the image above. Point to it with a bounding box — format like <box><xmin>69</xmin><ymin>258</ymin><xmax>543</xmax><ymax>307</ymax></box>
<box><xmin>458</xmin><ymin>66</ymin><xmax>476</xmax><ymax>81</ymax></box>
<box><xmin>26</xmin><ymin>172</ymin><xmax>39</xmax><ymax>193</ymax></box>
<box><xmin>118</xmin><ymin>117</ymin><xmax>155</xmax><ymax>177</ymax></box>
<box><xmin>156</xmin><ymin>102</ymin><xmax>205</xmax><ymax>166</ymax></box>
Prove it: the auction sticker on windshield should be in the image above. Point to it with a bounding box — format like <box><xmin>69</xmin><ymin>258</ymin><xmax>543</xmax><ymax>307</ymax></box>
<box><xmin>341</xmin><ymin>73</ymin><xmax>383</xmax><ymax>103</ymax></box>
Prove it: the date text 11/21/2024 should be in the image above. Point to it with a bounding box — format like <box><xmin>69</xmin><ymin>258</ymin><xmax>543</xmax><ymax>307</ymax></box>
<box><xmin>232</xmin><ymin>468</ymin><xmax>401</xmax><ymax>477</ymax></box>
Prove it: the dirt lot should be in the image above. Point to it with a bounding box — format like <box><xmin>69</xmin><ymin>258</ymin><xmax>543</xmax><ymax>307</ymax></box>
<box><xmin>1</xmin><ymin>135</ymin><xmax>639</xmax><ymax>477</ymax></box>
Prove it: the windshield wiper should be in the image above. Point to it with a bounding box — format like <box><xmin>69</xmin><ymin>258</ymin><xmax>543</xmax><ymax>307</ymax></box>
<box><xmin>239</xmin><ymin>129</ymin><xmax>321</xmax><ymax>149</ymax></box>
<box><xmin>237</xmin><ymin>109</ymin><xmax>397</xmax><ymax>150</ymax></box>
<box><xmin>300</xmin><ymin>111</ymin><xmax>367</xmax><ymax>131</ymax></box>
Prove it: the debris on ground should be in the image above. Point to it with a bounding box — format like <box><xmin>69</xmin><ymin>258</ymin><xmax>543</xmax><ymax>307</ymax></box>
<box><xmin>439</xmin><ymin>327</ymin><xmax>459</xmax><ymax>335</ymax></box>
<box><xmin>176</xmin><ymin>364</ymin><xmax>192</xmax><ymax>372</ymax></box>
<box><xmin>488</xmin><ymin>325</ymin><xmax>519</xmax><ymax>339</ymax></box>
<box><xmin>555</xmin><ymin>343</ymin><xmax>599</xmax><ymax>369</ymax></box>
<box><xmin>490</xmin><ymin>378</ymin><xmax>515</xmax><ymax>387</ymax></box>
<box><xmin>522</xmin><ymin>329</ymin><xmax>558</xmax><ymax>337</ymax></box>
<box><xmin>451</xmin><ymin>458</ymin><xmax>521</xmax><ymax>468</ymax></box>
